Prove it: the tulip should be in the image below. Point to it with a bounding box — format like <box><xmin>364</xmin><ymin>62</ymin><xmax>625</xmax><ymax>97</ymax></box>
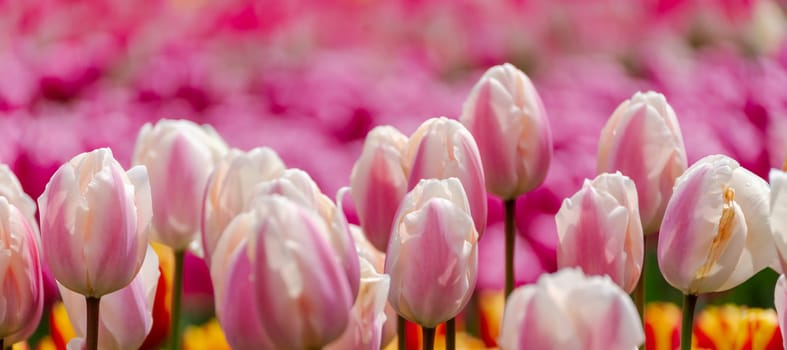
<box><xmin>555</xmin><ymin>172</ymin><xmax>644</xmax><ymax>293</ymax></box>
<box><xmin>694</xmin><ymin>305</ymin><xmax>782</xmax><ymax>350</ymax></box>
<box><xmin>385</xmin><ymin>178</ymin><xmax>478</xmax><ymax>329</ymax></box>
<box><xmin>644</xmin><ymin>303</ymin><xmax>681</xmax><ymax>350</ymax></box>
<box><xmin>775</xmin><ymin>275</ymin><xmax>787</xmax><ymax>349</ymax></box>
<box><xmin>597</xmin><ymin>91</ymin><xmax>687</xmax><ymax>234</ymax></box>
<box><xmin>460</xmin><ymin>63</ymin><xmax>552</xmax><ymax>200</ymax></box>
<box><xmin>326</xmin><ymin>257</ymin><xmax>390</xmax><ymax>350</ymax></box>
<box><xmin>57</xmin><ymin>247</ymin><xmax>160</xmax><ymax>350</ymax></box>
<box><xmin>39</xmin><ymin>148</ymin><xmax>152</xmax><ymax>298</ymax></box>
<box><xmin>250</xmin><ymin>195</ymin><xmax>355</xmax><ymax>349</ymax></box>
<box><xmin>402</xmin><ymin>117</ymin><xmax>487</xmax><ymax>237</ymax></box>
<box><xmin>769</xmin><ymin>168</ymin><xmax>787</xmax><ymax>273</ymax></box>
<box><xmin>132</xmin><ymin>119</ymin><xmax>228</xmax><ymax>251</ymax></box>
<box><xmin>0</xmin><ymin>198</ymin><xmax>43</xmax><ymax>347</ymax></box>
<box><xmin>498</xmin><ymin>268</ymin><xmax>644</xmax><ymax>350</ymax></box>
<box><xmin>350</xmin><ymin>126</ymin><xmax>409</xmax><ymax>252</ymax></box>
<box><xmin>658</xmin><ymin>154</ymin><xmax>773</xmax><ymax>295</ymax></box>
<box><xmin>201</xmin><ymin>147</ymin><xmax>285</xmax><ymax>266</ymax></box>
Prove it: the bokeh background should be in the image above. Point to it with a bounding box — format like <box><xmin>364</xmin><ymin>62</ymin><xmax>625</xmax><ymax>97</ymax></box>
<box><xmin>3</xmin><ymin>0</ymin><xmax>787</xmax><ymax>340</ymax></box>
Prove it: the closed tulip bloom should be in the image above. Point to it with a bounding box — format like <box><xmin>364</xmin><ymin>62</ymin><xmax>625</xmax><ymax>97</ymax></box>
<box><xmin>326</xmin><ymin>257</ymin><xmax>390</xmax><ymax>350</ymax></box>
<box><xmin>350</xmin><ymin>126</ymin><xmax>409</xmax><ymax>251</ymax></box>
<box><xmin>658</xmin><ymin>155</ymin><xmax>773</xmax><ymax>295</ymax></box>
<box><xmin>209</xmin><ymin>211</ymin><xmax>274</xmax><ymax>350</ymax></box>
<box><xmin>769</xmin><ymin>168</ymin><xmax>787</xmax><ymax>273</ymax></box>
<box><xmin>403</xmin><ymin>117</ymin><xmax>487</xmax><ymax>236</ymax></box>
<box><xmin>39</xmin><ymin>148</ymin><xmax>152</xmax><ymax>297</ymax></box>
<box><xmin>202</xmin><ymin>147</ymin><xmax>285</xmax><ymax>265</ymax></box>
<box><xmin>556</xmin><ymin>172</ymin><xmax>644</xmax><ymax>293</ymax></box>
<box><xmin>133</xmin><ymin>119</ymin><xmax>228</xmax><ymax>251</ymax></box>
<box><xmin>597</xmin><ymin>91</ymin><xmax>688</xmax><ymax>234</ymax></box>
<box><xmin>0</xmin><ymin>198</ymin><xmax>43</xmax><ymax>342</ymax></box>
<box><xmin>58</xmin><ymin>247</ymin><xmax>159</xmax><ymax>350</ymax></box>
<box><xmin>460</xmin><ymin>63</ymin><xmax>553</xmax><ymax>199</ymax></box>
<box><xmin>498</xmin><ymin>268</ymin><xmax>644</xmax><ymax>350</ymax></box>
<box><xmin>775</xmin><ymin>275</ymin><xmax>787</xmax><ymax>349</ymax></box>
<box><xmin>385</xmin><ymin>178</ymin><xmax>478</xmax><ymax>328</ymax></box>
<box><xmin>251</xmin><ymin>196</ymin><xmax>355</xmax><ymax>349</ymax></box>
<box><xmin>0</xmin><ymin>165</ymin><xmax>38</xmax><ymax>233</ymax></box>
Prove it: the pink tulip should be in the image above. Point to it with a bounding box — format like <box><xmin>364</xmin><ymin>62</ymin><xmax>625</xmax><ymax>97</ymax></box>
<box><xmin>251</xmin><ymin>195</ymin><xmax>355</xmax><ymax>349</ymax></box>
<box><xmin>254</xmin><ymin>169</ymin><xmax>360</xmax><ymax>298</ymax></box>
<box><xmin>556</xmin><ymin>172</ymin><xmax>644</xmax><ymax>293</ymax></box>
<box><xmin>133</xmin><ymin>119</ymin><xmax>228</xmax><ymax>251</ymax></box>
<box><xmin>658</xmin><ymin>155</ymin><xmax>773</xmax><ymax>295</ymax></box>
<box><xmin>0</xmin><ymin>198</ymin><xmax>43</xmax><ymax>342</ymax></box>
<box><xmin>403</xmin><ymin>117</ymin><xmax>487</xmax><ymax>236</ymax></box>
<box><xmin>597</xmin><ymin>91</ymin><xmax>688</xmax><ymax>234</ymax></box>
<box><xmin>774</xmin><ymin>274</ymin><xmax>787</xmax><ymax>349</ymax></box>
<box><xmin>385</xmin><ymin>178</ymin><xmax>478</xmax><ymax>328</ymax></box>
<box><xmin>350</xmin><ymin>125</ymin><xmax>409</xmax><ymax>251</ymax></box>
<box><xmin>499</xmin><ymin>268</ymin><xmax>644</xmax><ymax>350</ymax></box>
<box><xmin>209</xmin><ymin>209</ymin><xmax>275</xmax><ymax>350</ymax></box>
<box><xmin>201</xmin><ymin>147</ymin><xmax>285</xmax><ymax>265</ymax></box>
<box><xmin>39</xmin><ymin>148</ymin><xmax>152</xmax><ymax>297</ymax></box>
<box><xmin>58</xmin><ymin>247</ymin><xmax>159</xmax><ymax>350</ymax></box>
<box><xmin>326</xmin><ymin>257</ymin><xmax>390</xmax><ymax>350</ymax></box>
<box><xmin>460</xmin><ymin>63</ymin><xmax>553</xmax><ymax>200</ymax></box>
<box><xmin>769</xmin><ymin>168</ymin><xmax>787</xmax><ymax>273</ymax></box>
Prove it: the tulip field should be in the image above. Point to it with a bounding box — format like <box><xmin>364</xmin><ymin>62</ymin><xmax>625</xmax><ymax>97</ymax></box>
<box><xmin>3</xmin><ymin>1</ymin><xmax>787</xmax><ymax>350</ymax></box>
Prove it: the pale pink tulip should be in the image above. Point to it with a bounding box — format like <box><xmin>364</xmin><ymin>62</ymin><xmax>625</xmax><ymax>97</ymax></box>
<box><xmin>326</xmin><ymin>257</ymin><xmax>390</xmax><ymax>350</ymax></box>
<box><xmin>774</xmin><ymin>274</ymin><xmax>787</xmax><ymax>349</ymax></box>
<box><xmin>403</xmin><ymin>117</ymin><xmax>487</xmax><ymax>236</ymax></box>
<box><xmin>201</xmin><ymin>147</ymin><xmax>285</xmax><ymax>265</ymax></box>
<box><xmin>39</xmin><ymin>148</ymin><xmax>152</xmax><ymax>297</ymax></box>
<box><xmin>769</xmin><ymin>168</ymin><xmax>787</xmax><ymax>273</ymax></box>
<box><xmin>658</xmin><ymin>155</ymin><xmax>773</xmax><ymax>295</ymax></box>
<box><xmin>251</xmin><ymin>196</ymin><xmax>355</xmax><ymax>349</ymax></box>
<box><xmin>385</xmin><ymin>178</ymin><xmax>478</xmax><ymax>328</ymax></box>
<box><xmin>0</xmin><ymin>198</ymin><xmax>43</xmax><ymax>342</ymax></box>
<box><xmin>556</xmin><ymin>172</ymin><xmax>644</xmax><ymax>293</ymax></box>
<box><xmin>58</xmin><ymin>247</ymin><xmax>159</xmax><ymax>350</ymax></box>
<box><xmin>350</xmin><ymin>126</ymin><xmax>409</xmax><ymax>251</ymax></box>
<box><xmin>498</xmin><ymin>268</ymin><xmax>644</xmax><ymax>350</ymax></box>
<box><xmin>597</xmin><ymin>91</ymin><xmax>688</xmax><ymax>234</ymax></box>
<box><xmin>132</xmin><ymin>119</ymin><xmax>228</xmax><ymax>251</ymax></box>
<box><xmin>460</xmin><ymin>63</ymin><xmax>553</xmax><ymax>200</ymax></box>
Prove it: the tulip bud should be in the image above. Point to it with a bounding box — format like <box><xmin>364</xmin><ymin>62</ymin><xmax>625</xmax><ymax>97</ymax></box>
<box><xmin>39</xmin><ymin>148</ymin><xmax>152</xmax><ymax>297</ymax></box>
<box><xmin>133</xmin><ymin>119</ymin><xmax>228</xmax><ymax>251</ymax></box>
<box><xmin>775</xmin><ymin>275</ymin><xmax>787</xmax><ymax>349</ymax></box>
<box><xmin>769</xmin><ymin>168</ymin><xmax>787</xmax><ymax>273</ymax></box>
<box><xmin>597</xmin><ymin>91</ymin><xmax>688</xmax><ymax>234</ymax></box>
<box><xmin>57</xmin><ymin>247</ymin><xmax>159</xmax><ymax>350</ymax></box>
<box><xmin>385</xmin><ymin>178</ymin><xmax>478</xmax><ymax>328</ymax></box>
<box><xmin>202</xmin><ymin>147</ymin><xmax>285</xmax><ymax>265</ymax></box>
<box><xmin>0</xmin><ymin>198</ymin><xmax>43</xmax><ymax>341</ymax></box>
<box><xmin>498</xmin><ymin>268</ymin><xmax>644</xmax><ymax>350</ymax></box>
<box><xmin>460</xmin><ymin>63</ymin><xmax>552</xmax><ymax>199</ymax></box>
<box><xmin>403</xmin><ymin>117</ymin><xmax>487</xmax><ymax>236</ymax></box>
<box><xmin>251</xmin><ymin>196</ymin><xmax>355</xmax><ymax>349</ymax></box>
<box><xmin>350</xmin><ymin>126</ymin><xmax>409</xmax><ymax>251</ymax></box>
<box><xmin>658</xmin><ymin>155</ymin><xmax>773</xmax><ymax>295</ymax></box>
<box><xmin>556</xmin><ymin>172</ymin><xmax>644</xmax><ymax>293</ymax></box>
<box><xmin>644</xmin><ymin>303</ymin><xmax>681</xmax><ymax>350</ymax></box>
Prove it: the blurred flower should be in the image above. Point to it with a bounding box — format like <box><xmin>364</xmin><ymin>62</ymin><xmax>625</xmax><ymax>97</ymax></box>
<box><xmin>132</xmin><ymin>119</ymin><xmax>228</xmax><ymax>252</ymax></box>
<box><xmin>658</xmin><ymin>155</ymin><xmax>773</xmax><ymax>295</ymax></box>
<box><xmin>57</xmin><ymin>247</ymin><xmax>159</xmax><ymax>350</ymax></box>
<box><xmin>555</xmin><ymin>172</ymin><xmax>643</xmax><ymax>293</ymax></box>
<box><xmin>181</xmin><ymin>319</ymin><xmax>230</xmax><ymax>350</ymax></box>
<box><xmin>597</xmin><ymin>91</ymin><xmax>687</xmax><ymax>234</ymax></box>
<box><xmin>403</xmin><ymin>117</ymin><xmax>487</xmax><ymax>236</ymax></box>
<box><xmin>460</xmin><ymin>62</ymin><xmax>552</xmax><ymax>199</ymax></box>
<box><xmin>478</xmin><ymin>289</ymin><xmax>505</xmax><ymax>347</ymax></box>
<box><xmin>694</xmin><ymin>304</ymin><xmax>782</xmax><ymax>350</ymax></box>
<box><xmin>250</xmin><ymin>195</ymin><xmax>355</xmax><ymax>349</ymax></box>
<box><xmin>350</xmin><ymin>125</ymin><xmax>409</xmax><ymax>251</ymax></box>
<box><xmin>385</xmin><ymin>178</ymin><xmax>478</xmax><ymax>328</ymax></box>
<box><xmin>644</xmin><ymin>302</ymin><xmax>681</xmax><ymax>350</ymax></box>
<box><xmin>38</xmin><ymin>148</ymin><xmax>151</xmax><ymax>297</ymax></box>
<box><xmin>498</xmin><ymin>268</ymin><xmax>644</xmax><ymax>350</ymax></box>
<box><xmin>201</xmin><ymin>147</ymin><xmax>285</xmax><ymax>265</ymax></box>
<box><xmin>0</xmin><ymin>198</ymin><xmax>43</xmax><ymax>343</ymax></box>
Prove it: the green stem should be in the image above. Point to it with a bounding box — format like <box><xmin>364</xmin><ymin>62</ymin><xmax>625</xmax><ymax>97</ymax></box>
<box><xmin>422</xmin><ymin>327</ymin><xmax>436</xmax><ymax>350</ymax></box>
<box><xmin>397</xmin><ymin>315</ymin><xmax>406</xmax><ymax>350</ymax></box>
<box><xmin>169</xmin><ymin>250</ymin><xmax>185</xmax><ymax>350</ymax></box>
<box><xmin>681</xmin><ymin>294</ymin><xmax>698</xmax><ymax>350</ymax></box>
<box><xmin>86</xmin><ymin>296</ymin><xmax>101</xmax><ymax>350</ymax></box>
<box><xmin>446</xmin><ymin>318</ymin><xmax>455</xmax><ymax>350</ymax></box>
<box><xmin>1</xmin><ymin>337</ymin><xmax>5</xmax><ymax>349</ymax></box>
<box><xmin>504</xmin><ymin>198</ymin><xmax>516</xmax><ymax>298</ymax></box>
